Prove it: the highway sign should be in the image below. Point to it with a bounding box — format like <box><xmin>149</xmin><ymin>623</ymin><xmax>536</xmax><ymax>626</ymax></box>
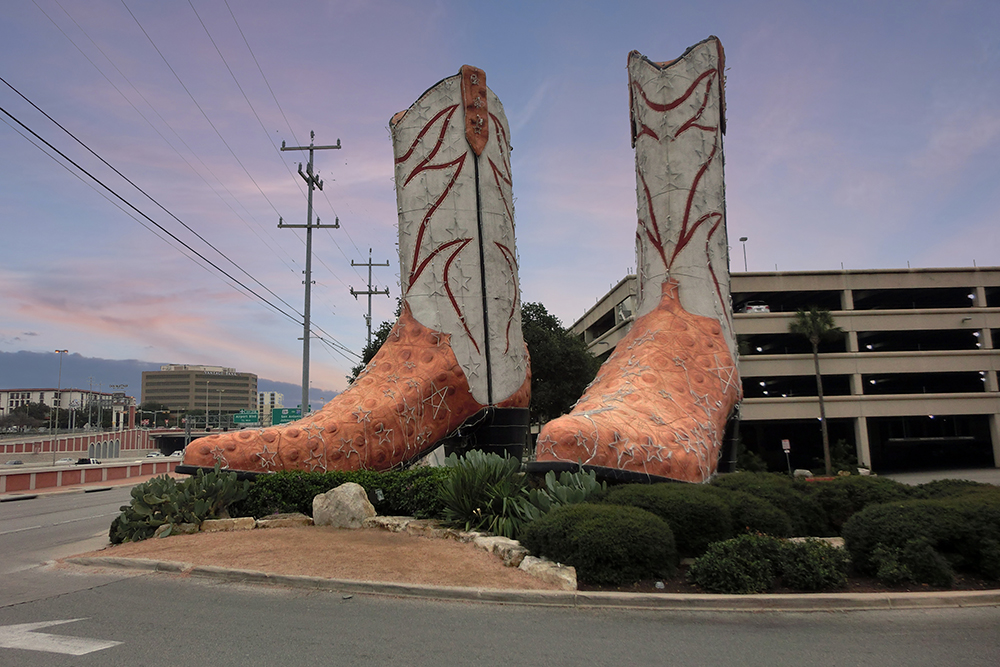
<box><xmin>272</xmin><ymin>408</ymin><xmax>301</xmax><ymax>425</ymax></box>
<box><xmin>233</xmin><ymin>410</ymin><xmax>259</xmax><ymax>425</ymax></box>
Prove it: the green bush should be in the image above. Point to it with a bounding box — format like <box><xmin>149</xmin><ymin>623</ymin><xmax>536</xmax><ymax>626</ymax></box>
<box><xmin>110</xmin><ymin>466</ymin><xmax>250</xmax><ymax>544</ymax></box>
<box><xmin>870</xmin><ymin>538</ymin><xmax>955</xmax><ymax>588</ymax></box>
<box><xmin>232</xmin><ymin>467</ymin><xmax>451</xmax><ymax>519</ymax></box>
<box><xmin>521</xmin><ymin>503</ymin><xmax>677</xmax><ymax>585</ymax></box>
<box><xmin>603</xmin><ymin>483</ymin><xmax>732</xmax><ymax>557</ymax></box>
<box><xmin>711</xmin><ymin>472</ymin><xmax>831</xmax><ymax>536</ymax></box>
<box><xmin>705</xmin><ymin>487</ymin><xmax>793</xmax><ymax>538</ymax></box>
<box><xmin>780</xmin><ymin>539</ymin><xmax>849</xmax><ymax>591</ymax></box>
<box><xmin>841</xmin><ymin>500</ymin><xmax>969</xmax><ymax>577</ymax></box>
<box><xmin>810</xmin><ymin>476</ymin><xmax>913</xmax><ymax>532</ymax></box>
<box><xmin>913</xmin><ymin>479</ymin><xmax>999</xmax><ymax>500</ymax></box>
<box><xmin>439</xmin><ymin>451</ymin><xmax>526</xmax><ymax>538</ymax></box>
<box><xmin>686</xmin><ymin>533</ymin><xmax>784</xmax><ymax>594</ymax></box>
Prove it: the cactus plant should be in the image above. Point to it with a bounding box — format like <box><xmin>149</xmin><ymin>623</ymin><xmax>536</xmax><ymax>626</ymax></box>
<box><xmin>109</xmin><ymin>465</ymin><xmax>250</xmax><ymax>544</ymax></box>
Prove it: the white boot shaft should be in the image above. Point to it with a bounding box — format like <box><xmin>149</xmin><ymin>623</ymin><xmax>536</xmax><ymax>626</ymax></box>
<box><xmin>628</xmin><ymin>37</ymin><xmax>736</xmax><ymax>358</ymax></box>
<box><xmin>391</xmin><ymin>66</ymin><xmax>527</xmax><ymax>406</ymax></box>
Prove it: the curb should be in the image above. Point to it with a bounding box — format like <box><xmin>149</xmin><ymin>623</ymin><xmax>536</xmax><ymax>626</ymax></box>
<box><xmin>63</xmin><ymin>556</ymin><xmax>1000</xmax><ymax>612</ymax></box>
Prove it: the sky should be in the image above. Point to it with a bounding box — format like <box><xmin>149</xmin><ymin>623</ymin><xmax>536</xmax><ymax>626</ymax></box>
<box><xmin>1</xmin><ymin>0</ymin><xmax>998</xmax><ymax>396</ymax></box>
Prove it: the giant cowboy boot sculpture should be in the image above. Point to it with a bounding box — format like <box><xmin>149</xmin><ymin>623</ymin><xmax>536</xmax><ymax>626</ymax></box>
<box><xmin>183</xmin><ymin>66</ymin><xmax>529</xmax><ymax>473</ymax></box>
<box><xmin>532</xmin><ymin>37</ymin><xmax>740</xmax><ymax>483</ymax></box>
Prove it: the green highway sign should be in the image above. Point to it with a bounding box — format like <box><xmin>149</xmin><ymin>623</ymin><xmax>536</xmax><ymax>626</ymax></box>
<box><xmin>233</xmin><ymin>410</ymin><xmax>259</xmax><ymax>425</ymax></box>
<box><xmin>272</xmin><ymin>408</ymin><xmax>302</xmax><ymax>425</ymax></box>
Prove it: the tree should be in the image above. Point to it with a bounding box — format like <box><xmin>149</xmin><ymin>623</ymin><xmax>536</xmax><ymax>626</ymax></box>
<box><xmin>521</xmin><ymin>302</ymin><xmax>601</xmax><ymax>425</ymax></box>
<box><xmin>346</xmin><ymin>300</ymin><xmax>402</xmax><ymax>384</ymax></box>
<box><xmin>789</xmin><ymin>307</ymin><xmax>844</xmax><ymax>476</ymax></box>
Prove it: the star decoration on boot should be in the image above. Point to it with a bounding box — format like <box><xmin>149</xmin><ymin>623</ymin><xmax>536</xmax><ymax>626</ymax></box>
<box><xmin>352</xmin><ymin>407</ymin><xmax>372</xmax><ymax>424</ymax></box>
<box><xmin>255</xmin><ymin>444</ymin><xmax>278</xmax><ymax>470</ymax></box>
<box><xmin>210</xmin><ymin>445</ymin><xmax>228</xmax><ymax>467</ymax></box>
<box><xmin>305</xmin><ymin>448</ymin><xmax>327</xmax><ymax>472</ymax></box>
<box><xmin>691</xmin><ymin>391</ymin><xmax>715</xmax><ymax>417</ymax></box>
<box><xmin>302</xmin><ymin>422</ymin><xmax>326</xmax><ymax>442</ymax></box>
<box><xmin>427</xmin><ymin>385</ymin><xmax>451</xmax><ymax>419</ymax></box>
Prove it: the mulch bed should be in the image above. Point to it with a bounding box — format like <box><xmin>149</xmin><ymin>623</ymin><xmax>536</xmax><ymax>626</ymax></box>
<box><xmin>577</xmin><ymin>563</ymin><xmax>999</xmax><ymax>595</ymax></box>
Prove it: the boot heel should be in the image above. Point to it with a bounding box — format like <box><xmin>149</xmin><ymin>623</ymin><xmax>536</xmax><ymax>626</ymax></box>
<box><xmin>443</xmin><ymin>407</ymin><xmax>530</xmax><ymax>461</ymax></box>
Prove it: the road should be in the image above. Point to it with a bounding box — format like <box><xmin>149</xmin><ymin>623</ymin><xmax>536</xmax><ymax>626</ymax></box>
<box><xmin>2</xmin><ymin>488</ymin><xmax>999</xmax><ymax>665</ymax></box>
<box><xmin>0</xmin><ymin>486</ymin><xmax>136</xmax><ymax>607</ymax></box>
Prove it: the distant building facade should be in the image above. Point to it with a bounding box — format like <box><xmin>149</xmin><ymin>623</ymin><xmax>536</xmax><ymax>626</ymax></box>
<box><xmin>141</xmin><ymin>365</ymin><xmax>257</xmax><ymax>413</ymax></box>
<box><xmin>0</xmin><ymin>388</ymin><xmax>129</xmax><ymax>429</ymax></box>
<box><xmin>571</xmin><ymin>266</ymin><xmax>1000</xmax><ymax>473</ymax></box>
<box><xmin>258</xmin><ymin>391</ymin><xmax>284</xmax><ymax>426</ymax></box>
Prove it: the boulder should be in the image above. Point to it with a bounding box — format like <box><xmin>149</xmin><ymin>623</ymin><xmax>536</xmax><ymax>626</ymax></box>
<box><xmin>313</xmin><ymin>482</ymin><xmax>376</xmax><ymax>528</ymax></box>
<box><xmin>518</xmin><ymin>556</ymin><xmax>577</xmax><ymax>590</ymax></box>
<box><xmin>472</xmin><ymin>535</ymin><xmax>528</xmax><ymax>567</ymax></box>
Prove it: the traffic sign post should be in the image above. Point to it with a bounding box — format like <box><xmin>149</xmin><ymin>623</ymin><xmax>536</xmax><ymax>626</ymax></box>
<box><xmin>781</xmin><ymin>439</ymin><xmax>792</xmax><ymax>476</ymax></box>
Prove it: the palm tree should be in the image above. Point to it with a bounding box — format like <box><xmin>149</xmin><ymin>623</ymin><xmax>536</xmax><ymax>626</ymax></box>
<box><xmin>789</xmin><ymin>307</ymin><xmax>843</xmax><ymax>476</ymax></box>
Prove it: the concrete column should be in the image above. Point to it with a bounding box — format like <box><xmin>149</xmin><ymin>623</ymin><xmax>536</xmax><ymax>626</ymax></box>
<box><xmin>989</xmin><ymin>413</ymin><xmax>1000</xmax><ymax>469</ymax></box>
<box><xmin>841</xmin><ymin>288</ymin><xmax>854</xmax><ymax>311</ymax></box>
<box><xmin>851</xmin><ymin>373</ymin><xmax>865</xmax><ymax>396</ymax></box>
<box><xmin>854</xmin><ymin>415</ymin><xmax>872</xmax><ymax>469</ymax></box>
<box><xmin>975</xmin><ymin>285</ymin><xmax>987</xmax><ymax>308</ymax></box>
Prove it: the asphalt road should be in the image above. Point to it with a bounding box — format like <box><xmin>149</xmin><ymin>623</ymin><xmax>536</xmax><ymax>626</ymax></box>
<box><xmin>0</xmin><ymin>486</ymin><xmax>135</xmax><ymax>608</ymax></box>
<box><xmin>1</xmin><ymin>574</ymin><xmax>999</xmax><ymax>666</ymax></box>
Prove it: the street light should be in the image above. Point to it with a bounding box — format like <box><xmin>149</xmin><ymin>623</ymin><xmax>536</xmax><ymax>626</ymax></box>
<box><xmin>51</xmin><ymin>350</ymin><xmax>68</xmax><ymax>464</ymax></box>
<box><xmin>218</xmin><ymin>389</ymin><xmax>225</xmax><ymax>430</ymax></box>
<box><xmin>739</xmin><ymin>237</ymin><xmax>748</xmax><ymax>272</ymax></box>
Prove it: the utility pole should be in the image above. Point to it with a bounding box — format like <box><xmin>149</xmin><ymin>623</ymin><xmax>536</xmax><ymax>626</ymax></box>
<box><xmin>350</xmin><ymin>248</ymin><xmax>390</xmax><ymax>349</ymax></box>
<box><xmin>280</xmin><ymin>131</ymin><xmax>341</xmax><ymax>415</ymax></box>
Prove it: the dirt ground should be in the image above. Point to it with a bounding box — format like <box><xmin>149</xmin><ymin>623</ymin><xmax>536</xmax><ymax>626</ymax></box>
<box><xmin>77</xmin><ymin>526</ymin><xmax>563</xmax><ymax>591</ymax></box>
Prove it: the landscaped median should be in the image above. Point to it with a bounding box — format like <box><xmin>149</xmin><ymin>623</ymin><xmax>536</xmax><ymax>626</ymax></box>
<box><xmin>92</xmin><ymin>456</ymin><xmax>1000</xmax><ymax>602</ymax></box>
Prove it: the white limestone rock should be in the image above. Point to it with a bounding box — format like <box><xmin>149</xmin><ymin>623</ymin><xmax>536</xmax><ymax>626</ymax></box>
<box><xmin>518</xmin><ymin>556</ymin><xmax>577</xmax><ymax>590</ymax></box>
<box><xmin>313</xmin><ymin>482</ymin><xmax>376</xmax><ymax>529</ymax></box>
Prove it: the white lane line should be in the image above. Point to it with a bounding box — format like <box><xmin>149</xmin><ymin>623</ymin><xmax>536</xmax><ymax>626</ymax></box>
<box><xmin>0</xmin><ymin>525</ymin><xmax>43</xmax><ymax>536</ymax></box>
<box><xmin>0</xmin><ymin>619</ymin><xmax>122</xmax><ymax>655</ymax></box>
<box><xmin>0</xmin><ymin>512</ymin><xmax>117</xmax><ymax>536</ymax></box>
<box><xmin>52</xmin><ymin>512</ymin><xmax>117</xmax><ymax>526</ymax></box>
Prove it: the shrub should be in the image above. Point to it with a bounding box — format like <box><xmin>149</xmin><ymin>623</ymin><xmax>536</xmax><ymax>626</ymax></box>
<box><xmin>686</xmin><ymin>533</ymin><xmax>784</xmax><ymax>594</ymax></box>
<box><xmin>603</xmin><ymin>483</ymin><xmax>732</xmax><ymax>557</ymax></box>
<box><xmin>809</xmin><ymin>476</ymin><xmax>913</xmax><ymax>532</ymax></box>
<box><xmin>913</xmin><ymin>479</ymin><xmax>998</xmax><ymax>500</ymax></box>
<box><xmin>521</xmin><ymin>503</ymin><xmax>677</xmax><ymax>585</ymax></box>
<box><xmin>780</xmin><ymin>539</ymin><xmax>849</xmax><ymax>591</ymax></box>
<box><xmin>439</xmin><ymin>451</ymin><xmax>526</xmax><ymax>538</ymax></box>
<box><xmin>711</xmin><ymin>472</ymin><xmax>830</xmax><ymax>536</ymax></box>
<box><xmin>110</xmin><ymin>466</ymin><xmax>250</xmax><ymax>544</ymax></box>
<box><xmin>870</xmin><ymin>538</ymin><xmax>955</xmax><ymax>588</ymax></box>
<box><xmin>841</xmin><ymin>500</ymin><xmax>969</xmax><ymax>576</ymax></box>
<box><xmin>232</xmin><ymin>467</ymin><xmax>451</xmax><ymax>519</ymax></box>
<box><xmin>704</xmin><ymin>487</ymin><xmax>793</xmax><ymax>538</ymax></box>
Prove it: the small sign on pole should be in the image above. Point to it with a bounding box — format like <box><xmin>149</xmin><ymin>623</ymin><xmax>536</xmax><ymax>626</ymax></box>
<box><xmin>781</xmin><ymin>439</ymin><xmax>792</xmax><ymax>475</ymax></box>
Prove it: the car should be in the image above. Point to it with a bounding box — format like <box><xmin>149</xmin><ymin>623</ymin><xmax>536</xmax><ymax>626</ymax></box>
<box><xmin>75</xmin><ymin>458</ymin><xmax>101</xmax><ymax>465</ymax></box>
<box><xmin>741</xmin><ymin>301</ymin><xmax>770</xmax><ymax>313</ymax></box>
<box><xmin>5</xmin><ymin>459</ymin><xmax>24</xmax><ymax>465</ymax></box>
<box><xmin>169</xmin><ymin>450</ymin><xmax>185</xmax><ymax>457</ymax></box>
<box><xmin>55</xmin><ymin>457</ymin><xmax>76</xmax><ymax>464</ymax></box>
<box><xmin>146</xmin><ymin>451</ymin><xmax>165</xmax><ymax>458</ymax></box>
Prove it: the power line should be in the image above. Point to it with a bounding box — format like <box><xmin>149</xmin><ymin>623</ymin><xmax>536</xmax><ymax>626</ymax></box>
<box><xmin>0</xmin><ymin>74</ymin><xmax>303</xmax><ymax>320</ymax></box>
<box><xmin>0</xmin><ymin>100</ymin><xmax>302</xmax><ymax>327</ymax></box>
